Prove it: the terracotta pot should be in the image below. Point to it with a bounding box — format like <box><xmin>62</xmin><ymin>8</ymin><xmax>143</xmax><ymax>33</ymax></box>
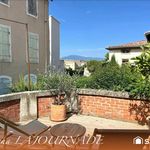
<box><xmin>50</xmin><ymin>104</ymin><xmax>67</xmax><ymax>122</ymax></box>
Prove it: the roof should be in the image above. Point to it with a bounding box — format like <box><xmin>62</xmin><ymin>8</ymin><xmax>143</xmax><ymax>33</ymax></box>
<box><xmin>106</xmin><ymin>40</ymin><xmax>147</xmax><ymax>50</ymax></box>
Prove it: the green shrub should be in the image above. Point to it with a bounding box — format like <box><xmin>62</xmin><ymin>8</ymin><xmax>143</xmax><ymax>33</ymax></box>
<box><xmin>75</xmin><ymin>76</ymin><xmax>93</xmax><ymax>88</ymax></box>
<box><xmin>128</xmin><ymin>77</ymin><xmax>150</xmax><ymax>100</ymax></box>
<box><xmin>88</xmin><ymin>62</ymin><xmax>137</xmax><ymax>91</ymax></box>
<box><xmin>128</xmin><ymin>43</ymin><xmax>150</xmax><ymax>99</ymax></box>
<box><xmin>86</xmin><ymin>60</ymin><xmax>104</xmax><ymax>74</ymax></box>
<box><xmin>91</xmin><ymin>64</ymin><xmax>121</xmax><ymax>91</ymax></box>
<box><xmin>11</xmin><ymin>75</ymin><xmax>37</xmax><ymax>92</ymax></box>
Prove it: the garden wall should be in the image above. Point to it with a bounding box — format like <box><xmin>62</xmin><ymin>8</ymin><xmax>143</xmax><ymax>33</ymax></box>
<box><xmin>78</xmin><ymin>89</ymin><xmax>150</xmax><ymax>125</ymax></box>
<box><xmin>0</xmin><ymin>89</ymin><xmax>150</xmax><ymax>124</ymax></box>
<box><xmin>38</xmin><ymin>97</ymin><xmax>55</xmax><ymax>117</ymax></box>
<box><xmin>0</xmin><ymin>99</ymin><xmax>20</xmax><ymax>122</ymax></box>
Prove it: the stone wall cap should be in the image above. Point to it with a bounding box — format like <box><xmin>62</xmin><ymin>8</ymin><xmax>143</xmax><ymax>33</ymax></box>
<box><xmin>77</xmin><ymin>89</ymin><xmax>130</xmax><ymax>99</ymax></box>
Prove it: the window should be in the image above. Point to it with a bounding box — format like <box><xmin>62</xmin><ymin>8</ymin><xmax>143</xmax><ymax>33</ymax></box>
<box><xmin>28</xmin><ymin>32</ymin><xmax>39</xmax><ymax>63</ymax></box>
<box><xmin>122</xmin><ymin>59</ymin><xmax>129</xmax><ymax>64</ymax></box>
<box><xmin>27</xmin><ymin>0</ymin><xmax>38</xmax><ymax>17</ymax></box>
<box><xmin>0</xmin><ymin>0</ymin><xmax>9</xmax><ymax>5</ymax></box>
<box><xmin>24</xmin><ymin>74</ymin><xmax>37</xmax><ymax>84</ymax></box>
<box><xmin>0</xmin><ymin>76</ymin><xmax>12</xmax><ymax>95</ymax></box>
<box><xmin>0</xmin><ymin>25</ymin><xmax>11</xmax><ymax>62</ymax></box>
<box><xmin>121</xmin><ymin>49</ymin><xmax>130</xmax><ymax>53</ymax></box>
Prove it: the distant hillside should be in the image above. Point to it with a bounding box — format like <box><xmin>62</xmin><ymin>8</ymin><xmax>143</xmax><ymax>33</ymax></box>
<box><xmin>62</xmin><ymin>55</ymin><xmax>103</xmax><ymax>61</ymax></box>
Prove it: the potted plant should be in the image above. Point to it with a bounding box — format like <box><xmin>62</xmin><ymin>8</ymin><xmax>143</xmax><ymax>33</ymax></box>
<box><xmin>41</xmin><ymin>71</ymin><xmax>77</xmax><ymax>121</ymax></box>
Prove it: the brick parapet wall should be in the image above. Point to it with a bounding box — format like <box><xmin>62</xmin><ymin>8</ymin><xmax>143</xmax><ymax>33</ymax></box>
<box><xmin>0</xmin><ymin>100</ymin><xmax>20</xmax><ymax>122</ymax></box>
<box><xmin>37</xmin><ymin>97</ymin><xmax>55</xmax><ymax>117</ymax></box>
<box><xmin>0</xmin><ymin>90</ymin><xmax>57</xmax><ymax>121</ymax></box>
<box><xmin>0</xmin><ymin>89</ymin><xmax>150</xmax><ymax>124</ymax></box>
<box><xmin>78</xmin><ymin>89</ymin><xmax>150</xmax><ymax>124</ymax></box>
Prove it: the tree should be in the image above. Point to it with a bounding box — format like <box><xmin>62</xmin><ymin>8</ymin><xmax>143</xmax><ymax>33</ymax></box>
<box><xmin>104</xmin><ymin>52</ymin><xmax>109</xmax><ymax>61</ymax></box>
<box><xmin>86</xmin><ymin>60</ymin><xmax>103</xmax><ymax>73</ymax></box>
<box><xmin>133</xmin><ymin>43</ymin><xmax>150</xmax><ymax>78</ymax></box>
<box><xmin>128</xmin><ymin>43</ymin><xmax>150</xmax><ymax>100</ymax></box>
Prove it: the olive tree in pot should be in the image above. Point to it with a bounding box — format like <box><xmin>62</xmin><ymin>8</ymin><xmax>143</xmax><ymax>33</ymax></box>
<box><xmin>40</xmin><ymin>72</ymin><xmax>77</xmax><ymax>121</ymax></box>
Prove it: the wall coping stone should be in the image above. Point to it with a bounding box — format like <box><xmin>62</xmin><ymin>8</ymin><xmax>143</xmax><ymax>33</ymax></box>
<box><xmin>77</xmin><ymin>89</ymin><xmax>130</xmax><ymax>99</ymax></box>
<box><xmin>0</xmin><ymin>90</ymin><xmax>57</xmax><ymax>103</ymax></box>
<box><xmin>0</xmin><ymin>88</ymin><xmax>145</xmax><ymax>103</ymax></box>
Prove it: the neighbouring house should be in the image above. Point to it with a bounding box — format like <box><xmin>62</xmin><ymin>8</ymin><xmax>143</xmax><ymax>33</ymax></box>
<box><xmin>64</xmin><ymin>60</ymin><xmax>86</xmax><ymax>70</ymax></box>
<box><xmin>49</xmin><ymin>16</ymin><xmax>64</xmax><ymax>71</ymax></box>
<box><xmin>0</xmin><ymin>0</ymin><xmax>51</xmax><ymax>94</ymax></box>
<box><xmin>106</xmin><ymin>32</ymin><xmax>150</xmax><ymax>66</ymax></box>
<box><xmin>106</xmin><ymin>40</ymin><xmax>147</xmax><ymax>65</ymax></box>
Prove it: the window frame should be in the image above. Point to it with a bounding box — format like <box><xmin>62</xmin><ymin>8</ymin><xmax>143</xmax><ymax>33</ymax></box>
<box><xmin>26</xmin><ymin>0</ymin><xmax>38</xmax><ymax>18</ymax></box>
<box><xmin>27</xmin><ymin>32</ymin><xmax>39</xmax><ymax>64</ymax></box>
<box><xmin>0</xmin><ymin>75</ymin><xmax>12</xmax><ymax>87</ymax></box>
<box><xmin>121</xmin><ymin>49</ymin><xmax>130</xmax><ymax>53</ymax></box>
<box><xmin>0</xmin><ymin>24</ymin><xmax>12</xmax><ymax>62</ymax></box>
<box><xmin>122</xmin><ymin>59</ymin><xmax>129</xmax><ymax>64</ymax></box>
<box><xmin>0</xmin><ymin>0</ymin><xmax>10</xmax><ymax>7</ymax></box>
<box><xmin>24</xmin><ymin>74</ymin><xmax>37</xmax><ymax>84</ymax></box>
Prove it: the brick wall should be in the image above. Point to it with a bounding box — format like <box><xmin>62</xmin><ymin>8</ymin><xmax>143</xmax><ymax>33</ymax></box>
<box><xmin>79</xmin><ymin>95</ymin><xmax>150</xmax><ymax>124</ymax></box>
<box><xmin>0</xmin><ymin>100</ymin><xmax>20</xmax><ymax>122</ymax></box>
<box><xmin>37</xmin><ymin>97</ymin><xmax>55</xmax><ymax>117</ymax></box>
<box><xmin>0</xmin><ymin>90</ymin><xmax>149</xmax><ymax>124</ymax></box>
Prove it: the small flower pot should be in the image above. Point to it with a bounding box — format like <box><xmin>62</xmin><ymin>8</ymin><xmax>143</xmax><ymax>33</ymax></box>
<box><xmin>50</xmin><ymin>104</ymin><xmax>67</xmax><ymax>122</ymax></box>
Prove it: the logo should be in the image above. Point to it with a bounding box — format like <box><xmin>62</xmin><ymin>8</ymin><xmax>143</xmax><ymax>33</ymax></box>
<box><xmin>133</xmin><ymin>136</ymin><xmax>143</xmax><ymax>145</ymax></box>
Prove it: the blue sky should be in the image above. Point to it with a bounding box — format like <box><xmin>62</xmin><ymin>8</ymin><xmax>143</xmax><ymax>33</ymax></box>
<box><xmin>49</xmin><ymin>0</ymin><xmax>150</xmax><ymax>58</ymax></box>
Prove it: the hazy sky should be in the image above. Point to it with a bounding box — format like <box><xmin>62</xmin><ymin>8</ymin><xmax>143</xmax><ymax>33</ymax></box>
<box><xmin>49</xmin><ymin>0</ymin><xmax>150</xmax><ymax>58</ymax></box>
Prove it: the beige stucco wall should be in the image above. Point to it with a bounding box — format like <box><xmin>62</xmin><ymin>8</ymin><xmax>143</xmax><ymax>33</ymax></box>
<box><xmin>0</xmin><ymin>0</ymin><xmax>49</xmax><ymax>82</ymax></box>
<box><xmin>64</xmin><ymin>60</ymin><xmax>76</xmax><ymax>70</ymax></box>
<box><xmin>109</xmin><ymin>49</ymin><xmax>142</xmax><ymax>65</ymax></box>
<box><xmin>49</xmin><ymin>16</ymin><xmax>61</xmax><ymax>71</ymax></box>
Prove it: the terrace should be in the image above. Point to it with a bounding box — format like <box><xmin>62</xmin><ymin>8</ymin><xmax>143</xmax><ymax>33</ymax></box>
<box><xmin>0</xmin><ymin>89</ymin><xmax>150</xmax><ymax>128</ymax></box>
<box><xmin>0</xmin><ymin>89</ymin><xmax>150</xmax><ymax>150</ymax></box>
<box><xmin>38</xmin><ymin>114</ymin><xmax>149</xmax><ymax>135</ymax></box>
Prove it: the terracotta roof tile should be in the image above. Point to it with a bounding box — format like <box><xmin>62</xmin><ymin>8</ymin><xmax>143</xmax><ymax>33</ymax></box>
<box><xmin>106</xmin><ymin>40</ymin><xmax>147</xmax><ymax>50</ymax></box>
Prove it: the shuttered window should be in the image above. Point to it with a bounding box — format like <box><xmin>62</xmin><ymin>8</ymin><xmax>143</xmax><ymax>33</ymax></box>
<box><xmin>28</xmin><ymin>32</ymin><xmax>39</xmax><ymax>63</ymax></box>
<box><xmin>24</xmin><ymin>74</ymin><xmax>37</xmax><ymax>84</ymax></box>
<box><xmin>0</xmin><ymin>76</ymin><xmax>12</xmax><ymax>95</ymax></box>
<box><xmin>27</xmin><ymin>0</ymin><xmax>38</xmax><ymax>17</ymax></box>
<box><xmin>0</xmin><ymin>25</ymin><xmax>11</xmax><ymax>62</ymax></box>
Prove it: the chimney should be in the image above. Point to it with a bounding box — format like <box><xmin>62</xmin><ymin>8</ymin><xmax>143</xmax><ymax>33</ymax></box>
<box><xmin>145</xmin><ymin>31</ymin><xmax>150</xmax><ymax>42</ymax></box>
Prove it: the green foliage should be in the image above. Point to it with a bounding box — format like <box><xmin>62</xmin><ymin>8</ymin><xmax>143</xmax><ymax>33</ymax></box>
<box><xmin>65</xmin><ymin>66</ymin><xmax>84</xmax><ymax>76</ymax></box>
<box><xmin>109</xmin><ymin>55</ymin><xmax>118</xmax><ymax>66</ymax></box>
<box><xmin>128</xmin><ymin>77</ymin><xmax>150</xmax><ymax>100</ymax></box>
<box><xmin>65</xmin><ymin>68</ymin><xmax>75</xmax><ymax>76</ymax></box>
<box><xmin>37</xmin><ymin>72</ymin><xmax>77</xmax><ymax>104</ymax></box>
<box><xmin>128</xmin><ymin>43</ymin><xmax>150</xmax><ymax>99</ymax></box>
<box><xmin>104</xmin><ymin>53</ymin><xmax>109</xmax><ymax>61</ymax></box>
<box><xmin>77</xmin><ymin>56</ymin><xmax>136</xmax><ymax>92</ymax></box>
<box><xmin>11</xmin><ymin>49</ymin><xmax>150</xmax><ymax>100</ymax></box>
<box><xmin>75</xmin><ymin>76</ymin><xmax>93</xmax><ymax>88</ymax></box>
<box><xmin>132</xmin><ymin>44</ymin><xmax>150</xmax><ymax>78</ymax></box>
<box><xmin>11</xmin><ymin>75</ymin><xmax>37</xmax><ymax>92</ymax></box>
<box><xmin>86</xmin><ymin>60</ymin><xmax>103</xmax><ymax>73</ymax></box>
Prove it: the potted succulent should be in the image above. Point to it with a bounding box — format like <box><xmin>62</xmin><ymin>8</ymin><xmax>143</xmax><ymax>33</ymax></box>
<box><xmin>41</xmin><ymin>71</ymin><xmax>77</xmax><ymax>121</ymax></box>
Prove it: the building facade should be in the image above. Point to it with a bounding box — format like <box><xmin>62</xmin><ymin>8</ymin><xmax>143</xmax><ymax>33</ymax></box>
<box><xmin>64</xmin><ymin>60</ymin><xmax>86</xmax><ymax>70</ymax></box>
<box><xmin>0</xmin><ymin>0</ymin><xmax>49</xmax><ymax>94</ymax></box>
<box><xmin>49</xmin><ymin>16</ymin><xmax>63</xmax><ymax>71</ymax></box>
<box><xmin>106</xmin><ymin>40</ymin><xmax>147</xmax><ymax>65</ymax></box>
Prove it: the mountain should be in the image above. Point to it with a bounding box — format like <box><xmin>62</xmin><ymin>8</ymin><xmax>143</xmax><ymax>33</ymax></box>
<box><xmin>62</xmin><ymin>55</ymin><xmax>103</xmax><ymax>61</ymax></box>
